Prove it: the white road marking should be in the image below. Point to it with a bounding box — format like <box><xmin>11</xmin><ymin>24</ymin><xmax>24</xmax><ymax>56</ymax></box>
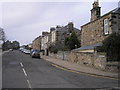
<box><xmin>22</xmin><ymin>68</ymin><xmax>27</xmax><ymax>76</ymax></box>
<box><xmin>27</xmin><ymin>80</ymin><xmax>32</xmax><ymax>89</ymax></box>
<box><xmin>20</xmin><ymin>62</ymin><xmax>27</xmax><ymax>76</ymax></box>
<box><xmin>20</xmin><ymin>63</ymin><xmax>32</xmax><ymax>89</ymax></box>
<box><xmin>20</xmin><ymin>62</ymin><xmax>24</xmax><ymax>67</ymax></box>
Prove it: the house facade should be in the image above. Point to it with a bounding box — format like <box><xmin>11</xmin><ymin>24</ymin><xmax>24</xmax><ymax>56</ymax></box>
<box><xmin>50</xmin><ymin>22</ymin><xmax>81</xmax><ymax>47</ymax></box>
<box><xmin>41</xmin><ymin>32</ymin><xmax>51</xmax><ymax>55</ymax></box>
<box><xmin>81</xmin><ymin>1</ymin><xmax>120</xmax><ymax>47</ymax></box>
<box><xmin>40</xmin><ymin>22</ymin><xmax>80</xmax><ymax>55</ymax></box>
<box><xmin>32</xmin><ymin>36</ymin><xmax>42</xmax><ymax>50</ymax></box>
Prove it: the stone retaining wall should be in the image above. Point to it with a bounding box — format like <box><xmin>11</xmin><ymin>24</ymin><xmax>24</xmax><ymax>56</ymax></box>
<box><xmin>49</xmin><ymin>51</ymin><xmax>107</xmax><ymax>70</ymax></box>
<box><xmin>48</xmin><ymin>51</ymin><xmax>120</xmax><ymax>72</ymax></box>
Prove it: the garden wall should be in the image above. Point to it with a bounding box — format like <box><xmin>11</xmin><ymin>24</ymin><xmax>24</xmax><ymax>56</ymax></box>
<box><xmin>49</xmin><ymin>51</ymin><xmax>107</xmax><ymax>70</ymax></box>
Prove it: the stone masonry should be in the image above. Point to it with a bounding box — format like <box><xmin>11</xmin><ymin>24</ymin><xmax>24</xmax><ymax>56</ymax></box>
<box><xmin>81</xmin><ymin>1</ymin><xmax>120</xmax><ymax>46</ymax></box>
<box><xmin>49</xmin><ymin>51</ymin><xmax>107</xmax><ymax>70</ymax></box>
<box><xmin>32</xmin><ymin>36</ymin><xmax>42</xmax><ymax>50</ymax></box>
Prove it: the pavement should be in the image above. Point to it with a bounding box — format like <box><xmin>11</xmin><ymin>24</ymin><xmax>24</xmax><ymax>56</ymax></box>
<box><xmin>41</xmin><ymin>55</ymin><xmax>119</xmax><ymax>79</ymax></box>
<box><xmin>1</xmin><ymin>50</ymin><xmax>11</xmax><ymax>55</ymax></box>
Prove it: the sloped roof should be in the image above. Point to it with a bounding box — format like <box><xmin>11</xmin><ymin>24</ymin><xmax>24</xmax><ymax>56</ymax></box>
<box><xmin>72</xmin><ymin>43</ymin><xmax>102</xmax><ymax>51</ymax></box>
<box><xmin>111</xmin><ymin>7</ymin><xmax>120</xmax><ymax>13</ymax></box>
<box><xmin>81</xmin><ymin>7</ymin><xmax>120</xmax><ymax>27</ymax></box>
<box><xmin>56</xmin><ymin>26</ymin><xmax>67</xmax><ymax>31</ymax></box>
<box><xmin>56</xmin><ymin>25</ymin><xmax>80</xmax><ymax>32</ymax></box>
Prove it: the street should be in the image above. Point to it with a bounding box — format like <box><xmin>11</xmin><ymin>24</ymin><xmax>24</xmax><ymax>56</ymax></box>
<box><xmin>0</xmin><ymin>49</ymin><xmax>2</xmax><ymax>90</ymax></box>
<box><xmin>2</xmin><ymin>50</ymin><xmax>119</xmax><ymax>89</ymax></box>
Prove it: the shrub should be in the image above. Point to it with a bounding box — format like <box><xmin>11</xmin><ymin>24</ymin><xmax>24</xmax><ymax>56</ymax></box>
<box><xmin>97</xmin><ymin>33</ymin><xmax>120</xmax><ymax>61</ymax></box>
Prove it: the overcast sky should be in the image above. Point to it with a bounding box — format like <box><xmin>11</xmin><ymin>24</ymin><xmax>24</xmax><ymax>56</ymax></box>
<box><xmin>0</xmin><ymin>0</ymin><xmax>120</xmax><ymax>45</ymax></box>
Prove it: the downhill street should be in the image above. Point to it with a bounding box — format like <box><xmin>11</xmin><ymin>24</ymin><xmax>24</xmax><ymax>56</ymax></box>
<box><xmin>2</xmin><ymin>50</ymin><xmax>119</xmax><ymax>89</ymax></box>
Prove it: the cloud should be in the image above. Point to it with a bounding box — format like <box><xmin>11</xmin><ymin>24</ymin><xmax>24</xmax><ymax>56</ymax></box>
<box><xmin>0</xmin><ymin>3</ymin><xmax>2</xmax><ymax>27</ymax></box>
<box><xmin>3</xmin><ymin>3</ymin><xmax>43</xmax><ymax>28</ymax></box>
<box><xmin>0</xmin><ymin>0</ymin><xmax>120</xmax><ymax>2</ymax></box>
<box><xmin>2</xmin><ymin>2</ymin><xmax>119</xmax><ymax>45</ymax></box>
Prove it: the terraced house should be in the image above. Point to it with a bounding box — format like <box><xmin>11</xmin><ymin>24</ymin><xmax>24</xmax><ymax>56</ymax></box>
<box><xmin>50</xmin><ymin>22</ymin><xmax>81</xmax><ymax>47</ymax></box>
<box><xmin>41</xmin><ymin>32</ymin><xmax>51</xmax><ymax>56</ymax></box>
<box><xmin>40</xmin><ymin>22</ymin><xmax>81</xmax><ymax>56</ymax></box>
<box><xmin>32</xmin><ymin>36</ymin><xmax>42</xmax><ymax>50</ymax></box>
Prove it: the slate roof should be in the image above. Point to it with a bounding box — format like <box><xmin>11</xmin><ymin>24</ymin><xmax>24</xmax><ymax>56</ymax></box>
<box><xmin>81</xmin><ymin>7</ymin><xmax>120</xmax><ymax>27</ymax></box>
<box><xmin>72</xmin><ymin>43</ymin><xmax>102</xmax><ymax>51</ymax></box>
<box><xmin>56</xmin><ymin>25</ymin><xmax>80</xmax><ymax>32</ymax></box>
<box><xmin>111</xmin><ymin>7</ymin><xmax>120</xmax><ymax>13</ymax></box>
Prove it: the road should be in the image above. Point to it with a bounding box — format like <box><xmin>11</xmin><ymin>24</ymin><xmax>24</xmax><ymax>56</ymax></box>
<box><xmin>0</xmin><ymin>49</ymin><xmax>2</xmax><ymax>90</ymax></box>
<box><xmin>2</xmin><ymin>50</ymin><xmax>119</xmax><ymax>89</ymax></box>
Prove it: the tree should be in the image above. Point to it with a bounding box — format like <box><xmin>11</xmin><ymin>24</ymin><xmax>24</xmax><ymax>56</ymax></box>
<box><xmin>97</xmin><ymin>33</ymin><xmax>120</xmax><ymax>61</ymax></box>
<box><xmin>12</xmin><ymin>41</ymin><xmax>20</xmax><ymax>50</ymax></box>
<box><xmin>2</xmin><ymin>40</ymin><xmax>12</xmax><ymax>51</ymax></box>
<box><xmin>2</xmin><ymin>40</ymin><xmax>20</xmax><ymax>51</ymax></box>
<box><xmin>0</xmin><ymin>28</ymin><xmax>6</xmax><ymax>42</ymax></box>
<box><xmin>66</xmin><ymin>31</ymin><xmax>80</xmax><ymax>50</ymax></box>
<box><xmin>49</xmin><ymin>31</ymin><xmax>81</xmax><ymax>53</ymax></box>
<box><xmin>49</xmin><ymin>45</ymin><xmax>58</xmax><ymax>54</ymax></box>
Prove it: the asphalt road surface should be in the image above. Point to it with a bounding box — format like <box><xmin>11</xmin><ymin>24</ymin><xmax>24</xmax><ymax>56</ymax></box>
<box><xmin>2</xmin><ymin>50</ymin><xmax>119</xmax><ymax>89</ymax></box>
<box><xmin>0</xmin><ymin>49</ymin><xmax>2</xmax><ymax>90</ymax></box>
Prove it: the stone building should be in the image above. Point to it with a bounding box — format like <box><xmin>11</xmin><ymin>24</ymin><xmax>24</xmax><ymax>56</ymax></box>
<box><xmin>51</xmin><ymin>22</ymin><xmax>81</xmax><ymax>47</ymax></box>
<box><xmin>41</xmin><ymin>32</ymin><xmax>51</xmax><ymax>55</ymax></box>
<box><xmin>81</xmin><ymin>0</ymin><xmax>120</xmax><ymax>47</ymax></box>
<box><xmin>32</xmin><ymin>36</ymin><xmax>42</xmax><ymax>50</ymax></box>
<box><xmin>40</xmin><ymin>22</ymin><xmax>80</xmax><ymax>55</ymax></box>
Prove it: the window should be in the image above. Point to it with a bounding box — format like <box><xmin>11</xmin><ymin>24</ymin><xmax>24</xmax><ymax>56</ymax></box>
<box><xmin>112</xmin><ymin>15</ymin><xmax>117</xmax><ymax>18</ymax></box>
<box><xmin>112</xmin><ymin>21</ymin><xmax>117</xmax><ymax>24</ymax></box>
<box><xmin>104</xmin><ymin>19</ymin><xmax>109</xmax><ymax>35</ymax></box>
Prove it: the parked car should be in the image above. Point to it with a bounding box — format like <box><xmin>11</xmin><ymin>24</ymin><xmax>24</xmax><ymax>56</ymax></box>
<box><xmin>23</xmin><ymin>49</ymin><xmax>30</xmax><ymax>54</ymax></box>
<box><xmin>30</xmin><ymin>49</ymin><xmax>40</xmax><ymax>58</ymax></box>
<box><xmin>19</xmin><ymin>48</ymin><xmax>24</xmax><ymax>51</ymax></box>
<box><xmin>20</xmin><ymin>48</ymin><xmax>25</xmax><ymax>53</ymax></box>
<box><xmin>30</xmin><ymin>49</ymin><xmax>34</xmax><ymax>55</ymax></box>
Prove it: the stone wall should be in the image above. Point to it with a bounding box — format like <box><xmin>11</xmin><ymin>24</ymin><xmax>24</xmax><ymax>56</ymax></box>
<box><xmin>94</xmin><ymin>54</ymin><xmax>106</xmax><ymax>70</ymax></box>
<box><xmin>49</xmin><ymin>51</ymin><xmax>120</xmax><ymax>72</ymax></box>
<box><xmin>81</xmin><ymin>14</ymin><xmax>111</xmax><ymax>46</ymax></box>
<box><xmin>49</xmin><ymin>51</ymin><xmax>107</xmax><ymax>70</ymax></box>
